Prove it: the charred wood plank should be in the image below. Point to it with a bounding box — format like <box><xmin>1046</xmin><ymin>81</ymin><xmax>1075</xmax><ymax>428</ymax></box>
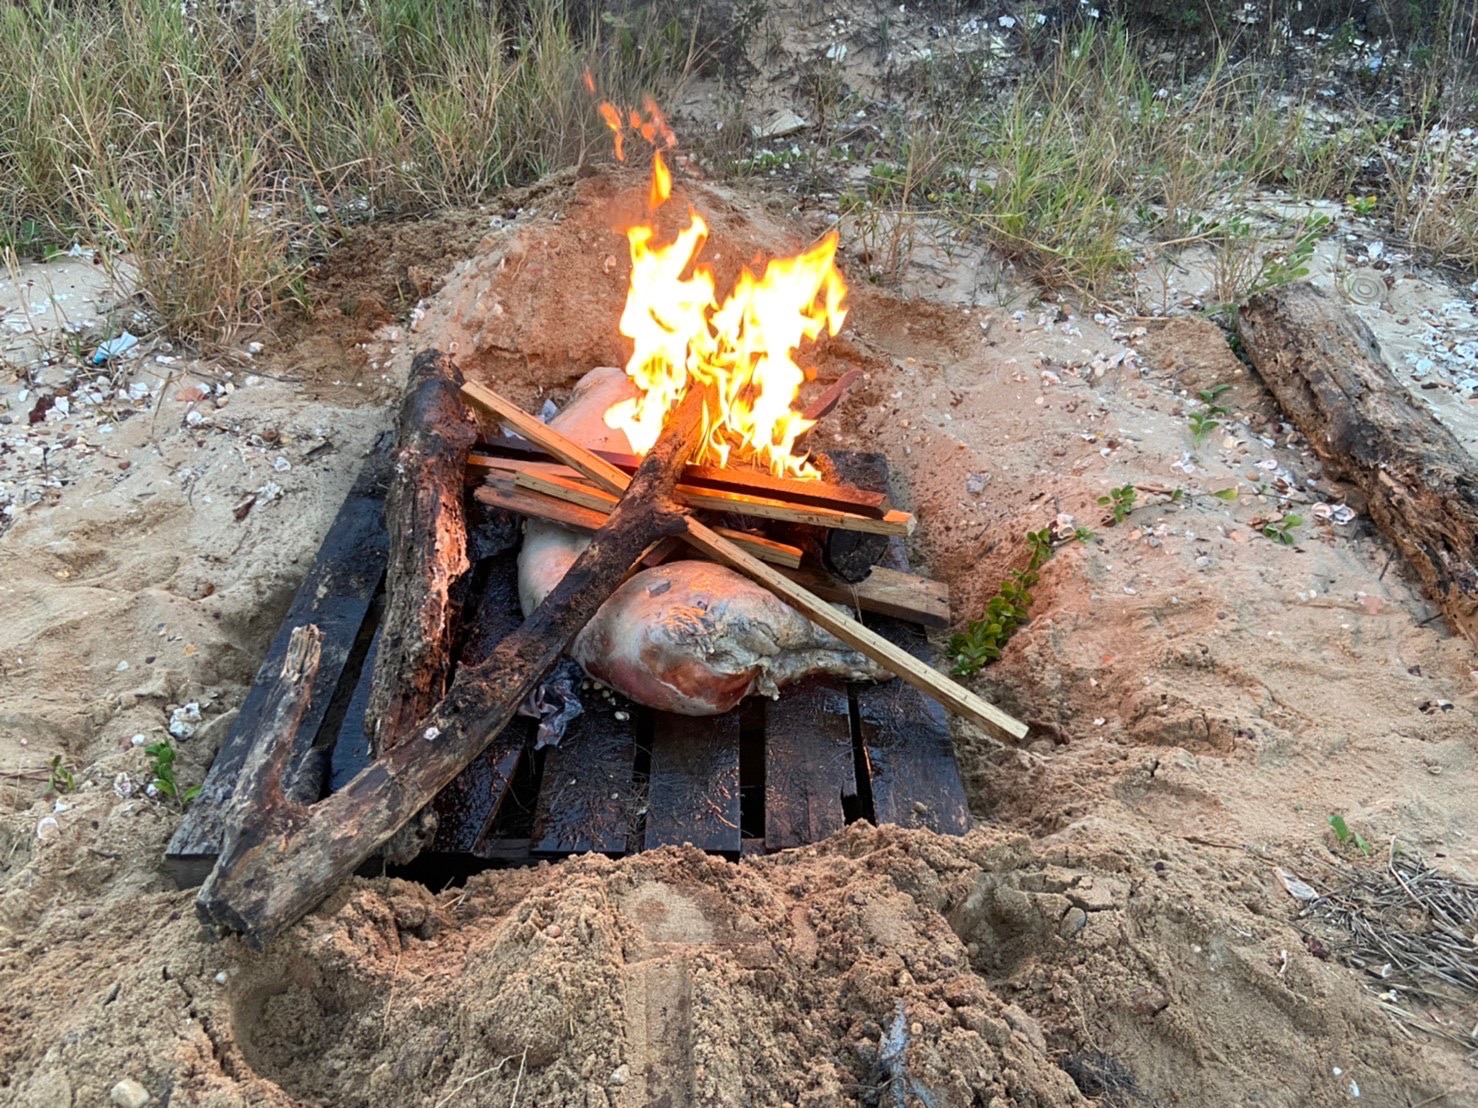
<box><xmin>1237</xmin><ymin>284</ymin><xmax>1478</xmax><ymax>644</ymax></box>
<box><xmin>165</xmin><ymin>445</ymin><xmax>390</xmax><ymax>888</ymax></box>
<box><xmin>429</xmin><ymin>549</ymin><xmax>533</xmax><ymax>854</ymax></box>
<box><xmin>854</xmin><ymin>617</ymin><xmax>972</xmax><ymax>835</ymax></box>
<box><xmin>368</xmin><ymin>350</ymin><xmax>478</xmax><ymax>754</ymax></box>
<box><xmin>644</xmin><ymin>711</ymin><xmax>743</xmax><ymax>853</ymax></box>
<box><xmin>530</xmin><ymin>700</ymin><xmax>641</xmax><ymax>855</ymax></box>
<box><xmin>763</xmin><ymin>678</ymin><xmax>857</xmax><ymax>851</ymax></box>
<box><xmin>195</xmin><ymin>381</ymin><xmax>710</xmax><ymax>947</ymax></box>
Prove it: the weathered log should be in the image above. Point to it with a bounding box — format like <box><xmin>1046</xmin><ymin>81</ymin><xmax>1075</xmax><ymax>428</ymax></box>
<box><xmin>367</xmin><ymin>349</ymin><xmax>478</xmax><ymax>755</ymax></box>
<box><xmin>211</xmin><ymin>625</ymin><xmax>324</xmax><ymax>883</ymax></box>
<box><xmin>195</xmin><ymin>384</ymin><xmax>709</xmax><ymax>947</ymax></box>
<box><xmin>1237</xmin><ymin>284</ymin><xmax>1478</xmax><ymax>644</ymax></box>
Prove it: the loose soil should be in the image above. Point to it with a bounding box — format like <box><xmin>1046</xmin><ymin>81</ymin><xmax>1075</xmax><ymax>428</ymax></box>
<box><xmin>3</xmin><ymin>108</ymin><xmax>1477</xmax><ymax>1108</ymax></box>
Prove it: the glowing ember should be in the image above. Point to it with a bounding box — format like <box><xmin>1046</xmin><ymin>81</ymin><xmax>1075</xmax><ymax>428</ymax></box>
<box><xmin>595</xmin><ymin>98</ymin><xmax>846</xmax><ymax>479</ymax></box>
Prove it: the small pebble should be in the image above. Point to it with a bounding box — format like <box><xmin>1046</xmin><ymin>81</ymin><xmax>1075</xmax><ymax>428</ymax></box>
<box><xmin>609</xmin><ymin>1064</ymin><xmax>630</xmax><ymax>1086</ymax></box>
<box><xmin>214</xmin><ymin>971</ymin><xmax>228</xmax><ymax>984</ymax></box>
<box><xmin>247</xmin><ymin>341</ymin><xmax>264</xmax><ymax>355</ymax></box>
<box><xmin>544</xmin><ymin>924</ymin><xmax>562</xmax><ymax>939</ymax></box>
<box><xmin>35</xmin><ymin>816</ymin><xmax>60</xmax><ymax>841</ymax></box>
<box><xmin>1059</xmin><ymin>907</ymin><xmax>1088</xmax><ymax>938</ymax></box>
<box><xmin>110</xmin><ymin>1079</ymin><xmax>151</xmax><ymax>1108</ymax></box>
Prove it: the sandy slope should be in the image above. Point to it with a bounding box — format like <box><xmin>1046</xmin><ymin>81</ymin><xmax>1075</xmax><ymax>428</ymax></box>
<box><xmin>1</xmin><ymin>170</ymin><xmax>1475</xmax><ymax>1107</ymax></box>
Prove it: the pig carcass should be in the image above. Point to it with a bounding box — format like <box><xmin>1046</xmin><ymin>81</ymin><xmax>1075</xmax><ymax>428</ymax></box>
<box><xmin>516</xmin><ymin>367</ymin><xmax>890</xmax><ymax>716</ymax></box>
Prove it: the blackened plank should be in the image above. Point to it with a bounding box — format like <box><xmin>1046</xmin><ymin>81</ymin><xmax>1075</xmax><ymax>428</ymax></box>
<box><xmin>165</xmin><ymin>443</ymin><xmax>391</xmax><ymax>887</ymax></box>
<box><xmin>644</xmin><ymin>711</ymin><xmax>742</xmax><ymax>853</ymax></box>
<box><xmin>429</xmin><ymin>548</ymin><xmax>532</xmax><ymax>854</ymax></box>
<box><xmin>530</xmin><ymin>699</ymin><xmax>640</xmax><ymax>855</ymax></box>
<box><xmin>764</xmin><ymin>678</ymin><xmax>857</xmax><ymax>851</ymax></box>
<box><xmin>853</xmin><ymin>617</ymin><xmax>972</xmax><ymax>835</ymax></box>
<box><xmin>328</xmin><ymin>623</ymin><xmax>381</xmax><ymax>792</ymax></box>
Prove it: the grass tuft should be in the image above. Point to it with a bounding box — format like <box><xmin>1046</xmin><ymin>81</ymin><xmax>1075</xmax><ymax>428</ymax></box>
<box><xmin>0</xmin><ymin>0</ymin><xmax>712</xmax><ymax>345</ymax></box>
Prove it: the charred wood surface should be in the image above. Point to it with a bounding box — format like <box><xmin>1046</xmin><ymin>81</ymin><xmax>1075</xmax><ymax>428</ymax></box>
<box><xmin>367</xmin><ymin>350</ymin><xmax>478</xmax><ymax>754</ymax></box>
<box><xmin>817</xmin><ymin>451</ymin><xmax>893</xmax><ymax>582</ymax></box>
<box><xmin>644</xmin><ymin>711</ymin><xmax>743</xmax><ymax>853</ymax></box>
<box><xmin>763</xmin><ymin>678</ymin><xmax>857</xmax><ymax>851</ymax></box>
<box><xmin>194</xmin><ymin>381</ymin><xmax>709</xmax><ymax>946</ymax></box>
<box><xmin>530</xmin><ymin>701</ymin><xmax>641</xmax><ymax>855</ymax></box>
<box><xmin>1238</xmin><ymin>284</ymin><xmax>1478</xmax><ymax>644</ymax></box>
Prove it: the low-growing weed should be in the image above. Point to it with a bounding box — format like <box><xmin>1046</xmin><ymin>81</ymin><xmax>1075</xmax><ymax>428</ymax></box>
<box><xmin>1259</xmin><ymin>513</ymin><xmax>1303</xmax><ymax>545</ymax></box>
<box><xmin>1098</xmin><ymin>484</ymin><xmax>1138</xmax><ymax>525</ymax></box>
<box><xmin>1328</xmin><ymin>813</ymin><xmax>1372</xmax><ymax>855</ymax></box>
<box><xmin>949</xmin><ymin>527</ymin><xmax>1057</xmax><ymax>677</ymax></box>
<box><xmin>144</xmin><ymin>741</ymin><xmax>200</xmax><ymax>807</ymax></box>
<box><xmin>1188</xmin><ymin>384</ymin><xmax>1233</xmax><ymax>443</ymax></box>
<box><xmin>48</xmin><ymin>755</ymin><xmax>76</xmax><ymax>795</ymax></box>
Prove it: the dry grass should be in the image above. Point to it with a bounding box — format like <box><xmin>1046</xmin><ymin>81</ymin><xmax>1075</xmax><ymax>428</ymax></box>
<box><xmin>0</xmin><ymin>0</ymin><xmax>713</xmax><ymax>345</ymax></box>
<box><xmin>1301</xmin><ymin>850</ymin><xmax>1478</xmax><ymax>1053</ymax></box>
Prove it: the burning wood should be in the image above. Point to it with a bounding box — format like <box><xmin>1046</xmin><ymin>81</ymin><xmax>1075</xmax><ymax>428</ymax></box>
<box><xmin>504</xmin><ymin>367</ymin><xmax>891</xmax><ymax>716</ymax></box>
<box><xmin>461</xmin><ymin>375</ymin><xmax>1027</xmax><ymax>743</ymax></box>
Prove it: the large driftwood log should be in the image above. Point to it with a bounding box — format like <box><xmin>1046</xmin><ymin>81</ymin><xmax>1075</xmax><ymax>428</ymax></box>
<box><xmin>367</xmin><ymin>349</ymin><xmax>478</xmax><ymax>755</ymax></box>
<box><xmin>1237</xmin><ymin>284</ymin><xmax>1478</xmax><ymax>644</ymax></box>
<box><xmin>196</xmin><ymin>383</ymin><xmax>709</xmax><ymax>947</ymax></box>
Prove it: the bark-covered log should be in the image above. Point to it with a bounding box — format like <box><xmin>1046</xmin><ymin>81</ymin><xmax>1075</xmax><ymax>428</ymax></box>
<box><xmin>367</xmin><ymin>349</ymin><xmax>478</xmax><ymax>755</ymax></box>
<box><xmin>1237</xmin><ymin>284</ymin><xmax>1478</xmax><ymax>644</ymax></box>
<box><xmin>195</xmin><ymin>385</ymin><xmax>709</xmax><ymax>948</ymax></box>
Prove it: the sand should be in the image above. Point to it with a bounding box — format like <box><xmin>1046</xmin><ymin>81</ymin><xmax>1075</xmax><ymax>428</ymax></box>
<box><xmin>2</xmin><ymin>164</ymin><xmax>1476</xmax><ymax>1107</ymax></box>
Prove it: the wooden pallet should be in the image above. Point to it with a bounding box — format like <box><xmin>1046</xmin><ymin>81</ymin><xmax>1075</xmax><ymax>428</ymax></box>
<box><xmin>165</xmin><ymin>452</ymin><xmax>970</xmax><ymax>887</ymax></box>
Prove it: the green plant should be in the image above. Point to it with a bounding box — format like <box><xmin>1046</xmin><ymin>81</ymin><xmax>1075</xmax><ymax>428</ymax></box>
<box><xmin>1346</xmin><ymin>194</ymin><xmax>1378</xmax><ymax>217</ymax></box>
<box><xmin>1328</xmin><ymin>813</ymin><xmax>1372</xmax><ymax>855</ymax></box>
<box><xmin>949</xmin><ymin>527</ymin><xmax>1056</xmax><ymax>676</ymax></box>
<box><xmin>143</xmin><ymin>741</ymin><xmax>200</xmax><ymax>807</ymax></box>
<box><xmin>1259</xmin><ymin>513</ymin><xmax>1303</xmax><ymax>545</ymax></box>
<box><xmin>47</xmin><ymin>755</ymin><xmax>76</xmax><ymax>795</ymax></box>
<box><xmin>1189</xmin><ymin>384</ymin><xmax>1233</xmax><ymax>443</ymax></box>
<box><xmin>1098</xmin><ymin>484</ymin><xmax>1138</xmax><ymax>525</ymax></box>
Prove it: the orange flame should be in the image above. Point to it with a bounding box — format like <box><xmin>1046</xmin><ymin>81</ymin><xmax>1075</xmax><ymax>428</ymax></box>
<box><xmin>589</xmin><ymin>94</ymin><xmax>846</xmax><ymax>478</ymax></box>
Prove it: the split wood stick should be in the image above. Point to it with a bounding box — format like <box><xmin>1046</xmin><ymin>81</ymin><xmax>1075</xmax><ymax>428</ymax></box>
<box><xmin>472</xmin><ymin>482</ymin><xmax>804</xmax><ymax>568</ymax></box>
<box><xmin>196</xmin><ymin>387</ymin><xmax>711</xmax><ymax>947</ymax></box>
<box><xmin>681</xmin><ymin>518</ymin><xmax>1027</xmax><ymax>744</ymax></box>
<box><xmin>469</xmin><ymin>445</ymin><xmax>889</xmax><ymax>517</ymax></box>
<box><xmin>470</xmin><ymin>383</ymin><xmax>1026</xmax><ymax>744</ymax></box>
<box><xmin>462</xmin><ymin>380</ymin><xmax>630</xmax><ymax>496</ymax></box>
<box><xmin>513</xmin><ymin>465</ymin><xmax>915</xmax><ymax>536</ymax></box>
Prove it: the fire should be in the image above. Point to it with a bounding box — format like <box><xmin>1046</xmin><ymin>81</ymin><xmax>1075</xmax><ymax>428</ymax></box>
<box><xmin>594</xmin><ymin>97</ymin><xmax>846</xmax><ymax>479</ymax></box>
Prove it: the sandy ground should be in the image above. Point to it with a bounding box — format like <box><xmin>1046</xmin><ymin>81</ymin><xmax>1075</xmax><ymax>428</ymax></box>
<box><xmin>2</xmin><ymin>150</ymin><xmax>1477</xmax><ymax>1108</ymax></box>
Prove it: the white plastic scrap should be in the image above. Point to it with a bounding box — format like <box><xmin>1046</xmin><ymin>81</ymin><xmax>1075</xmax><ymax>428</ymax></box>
<box><xmin>169</xmin><ymin>702</ymin><xmax>202</xmax><ymax>739</ymax></box>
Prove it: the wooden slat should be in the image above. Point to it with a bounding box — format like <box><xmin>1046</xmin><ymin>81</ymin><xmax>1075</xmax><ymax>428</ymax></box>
<box><xmin>472</xmin><ymin>483</ymin><xmax>803</xmax><ymax>569</ymax></box>
<box><xmin>165</xmin><ymin>445</ymin><xmax>390</xmax><ymax>888</ymax></box>
<box><xmin>854</xmin><ymin>617</ymin><xmax>972</xmax><ymax>835</ymax></box>
<box><xmin>644</xmin><ymin>711</ymin><xmax>742</xmax><ymax>853</ymax></box>
<box><xmin>777</xmin><ymin>565</ymin><xmax>951</xmax><ymax>629</ymax></box>
<box><xmin>514</xmin><ymin>466</ymin><xmax>915</xmax><ymax>536</ymax></box>
<box><xmin>530</xmin><ymin>700</ymin><xmax>640</xmax><ymax>855</ymax></box>
<box><xmin>763</xmin><ymin>678</ymin><xmax>857</xmax><ymax>851</ymax></box>
<box><xmin>468</xmin><ymin>445</ymin><xmax>889</xmax><ymax>516</ymax></box>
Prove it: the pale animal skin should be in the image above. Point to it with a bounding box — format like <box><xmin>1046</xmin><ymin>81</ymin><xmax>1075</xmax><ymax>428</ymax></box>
<box><xmin>515</xmin><ymin>367</ymin><xmax>888</xmax><ymax>714</ymax></box>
